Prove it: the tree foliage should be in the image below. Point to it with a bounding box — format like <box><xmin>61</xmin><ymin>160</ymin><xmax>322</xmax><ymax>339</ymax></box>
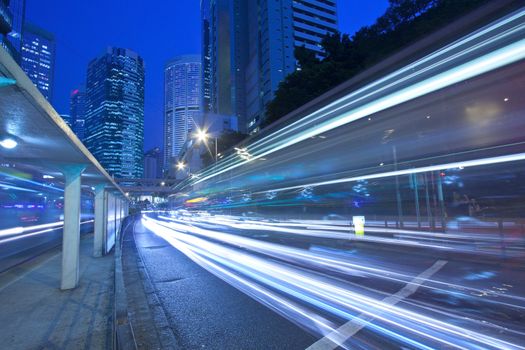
<box><xmin>264</xmin><ymin>0</ymin><xmax>489</xmax><ymax>127</ymax></box>
<box><xmin>201</xmin><ymin>131</ymin><xmax>248</xmax><ymax>167</ymax></box>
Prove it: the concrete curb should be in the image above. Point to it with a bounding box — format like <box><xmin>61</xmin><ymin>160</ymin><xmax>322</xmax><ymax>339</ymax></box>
<box><xmin>114</xmin><ymin>216</ymin><xmax>138</xmax><ymax>350</ymax></box>
<box><xmin>132</xmin><ymin>227</ymin><xmax>180</xmax><ymax>349</ymax></box>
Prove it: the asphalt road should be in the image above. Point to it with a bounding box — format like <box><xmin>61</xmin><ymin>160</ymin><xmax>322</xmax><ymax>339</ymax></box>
<box><xmin>132</xmin><ymin>213</ymin><xmax>525</xmax><ymax>349</ymax></box>
<box><xmin>132</xmin><ymin>218</ymin><xmax>317</xmax><ymax>350</ymax></box>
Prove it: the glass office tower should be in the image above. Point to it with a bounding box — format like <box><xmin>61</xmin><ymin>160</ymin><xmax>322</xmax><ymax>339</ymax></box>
<box><xmin>201</xmin><ymin>0</ymin><xmax>338</xmax><ymax>134</ymax></box>
<box><xmin>20</xmin><ymin>22</ymin><xmax>55</xmax><ymax>101</ymax></box>
<box><xmin>70</xmin><ymin>87</ymin><xmax>87</xmax><ymax>141</ymax></box>
<box><xmin>85</xmin><ymin>47</ymin><xmax>145</xmax><ymax>179</ymax></box>
<box><xmin>0</xmin><ymin>0</ymin><xmax>25</xmax><ymax>63</ymax></box>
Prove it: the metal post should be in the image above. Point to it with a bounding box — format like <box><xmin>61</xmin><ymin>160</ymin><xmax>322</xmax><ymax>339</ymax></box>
<box><xmin>436</xmin><ymin>172</ymin><xmax>446</xmax><ymax>231</ymax></box>
<box><xmin>215</xmin><ymin>137</ymin><xmax>218</xmax><ymax>163</ymax></box>
<box><xmin>424</xmin><ymin>173</ymin><xmax>434</xmax><ymax>230</ymax></box>
<box><xmin>60</xmin><ymin>164</ymin><xmax>86</xmax><ymax>290</ymax></box>
<box><xmin>413</xmin><ymin>173</ymin><xmax>421</xmax><ymax>229</ymax></box>
<box><xmin>94</xmin><ymin>184</ymin><xmax>107</xmax><ymax>258</ymax></box>
<box><xmin>393</xmin><ymin>146</ymin><xmax>404</xmax><ymax>228</ymax></box>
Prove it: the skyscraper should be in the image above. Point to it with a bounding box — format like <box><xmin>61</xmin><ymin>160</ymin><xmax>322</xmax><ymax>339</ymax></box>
<box><xmin>201</xmin><ymin>0</ymin><xmax>211</xmax><ymax>114</ymax></box>
<box><xmin>292</xmin><ymin>0</ymin><xmax>338</xmax><ymax>58</ymax></box>
<box><xmin>201</xmin><ymin>0</ymin><xmax>247</xmax><ymax>132</ymax></box>
<box><xmin>0</xmin><ymin>0</ymin><xmax>25</xmax><ymax>62</ymax></box>
<box><xmin>60</xmin><ymin>114</ymin><xmax>73</xmax><ymax>127</ymax></box>
<box><xmin>6</xmin><ymin>0</ymin><xmax>24</xmax><ymax>55</ymax></box>
<box><xmin>0</xmin><ymin>1</ymin><xmax>15</xmax><ymax>57</ymax></box>
<box><xmin>70</xmin><ymin>87</ymin><xmax>87</xmax><ymax>141</ymax></box>
<box><xmin>144</xmin><ymin>147</ymin><xmax>163</xmax><ymax>179</ymax></box>
<box><xmin>21</xmin><ymin>22</ymin><xmax>55</xmax><ymax>101</ymax></box>
<box><xmin>85</xmin><ymin>47</ymin><xmax>145</xmax><ymax>179</ymax></box>
<box><xmin>202</xmin><ymin>0</ymin><xmax>338</xmax><ymax>133</ymax></box>
<box><xmin>164</xmin><ymin>55</ymin><xmax>202</xmax><ymax>170</ymax></box>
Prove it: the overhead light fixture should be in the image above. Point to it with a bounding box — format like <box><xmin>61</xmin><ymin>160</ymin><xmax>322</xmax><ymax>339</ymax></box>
<box><xmin>0</xmin><ymin>138</ymin><xmax>17</xmax><ymax>149</ymax></box>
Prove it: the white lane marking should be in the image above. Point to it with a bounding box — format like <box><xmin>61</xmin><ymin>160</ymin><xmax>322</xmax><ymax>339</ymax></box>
<box><xmin>306</xmin><ymin>260</ymin><xmax>448</xmax><ymax>350</ymax></box>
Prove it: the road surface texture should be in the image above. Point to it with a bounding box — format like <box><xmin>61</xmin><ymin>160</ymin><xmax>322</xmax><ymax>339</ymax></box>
<box><xmin>123</xmin><ymin>217</ymin><xmax>316</xmax><ymax>349</ymax></box>
<box><xmin>126</xmin><ymin>213</ymin><xmax>525</xmax><ymax>349</ymax></box>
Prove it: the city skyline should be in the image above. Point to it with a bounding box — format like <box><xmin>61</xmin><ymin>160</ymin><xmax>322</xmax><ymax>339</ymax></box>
<box><xmin>24</xmin><ymin>0</ymin><xmax>389</xmax><ymax>151</ymax></box>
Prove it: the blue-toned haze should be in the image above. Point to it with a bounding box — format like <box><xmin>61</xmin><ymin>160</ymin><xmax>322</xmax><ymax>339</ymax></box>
<box><xmin>26</xmin><ymin>0</ymin><xmax>389</xmax><ymax>150</ymax></box>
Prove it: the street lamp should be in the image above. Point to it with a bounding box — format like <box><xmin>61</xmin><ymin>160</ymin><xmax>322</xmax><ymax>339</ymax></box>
<box><xmin>195</xmin><ymin>128</ymin><xmax>218</xmax><ymax>163</ymax></box>
<box><xmin>176</xmin><ymin>161</ymin><xmax>186</xmax><ymax>171</ymax></box>
<box><xmin>196</xmin><ymin>129</ymin><xmax>209</xmax><ymax>143</ymax></box>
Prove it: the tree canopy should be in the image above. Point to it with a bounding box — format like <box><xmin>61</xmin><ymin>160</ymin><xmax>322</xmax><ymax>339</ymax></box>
<box><xmin>200</xmin><ymin>131</ymin><xmax>248</xmax><ymax>167</ymax></box>
<box><xmin>264</xmin><ymin>0</ymin><xmax>489</xmax><ymax>127</ymax></box>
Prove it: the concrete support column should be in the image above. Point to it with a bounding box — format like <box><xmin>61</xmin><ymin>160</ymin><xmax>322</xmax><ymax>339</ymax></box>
<box><xmin>93</xmin><ymin>184</ymin><xmax>106</xmax><ymax>258</ymax></box>
<box><xmin>60</xmin><ymin>164</ymin><xmax>86</xmax><ymax>290</ymax></box>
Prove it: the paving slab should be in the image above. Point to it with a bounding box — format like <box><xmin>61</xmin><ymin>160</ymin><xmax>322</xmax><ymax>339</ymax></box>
<box><xmin>0</xmin><ymin>234</ymin><xmax>114</xmax><ymax>350</ymax></box>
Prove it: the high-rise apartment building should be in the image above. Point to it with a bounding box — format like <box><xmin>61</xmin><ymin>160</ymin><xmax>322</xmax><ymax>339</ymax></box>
<box><xmin>164</xmin><ymin>55</ymin><xmax>202</xmax><ymax>170</ymax></box>
<box><xmin>85</xmin><ymin>47</ymin><xmax>145</xmax><ymax>179</ymax></box>
<box><xmin>70</xmin><ymin>87</ymin><xmax>87</xmax><ymax>141</ymax></box>
<box><xmin>0</xmin><ymin>0</ymin><xmax>25</xmax><ymax>62</ymax></box>
<box><xmin>21</xmin><ymin>22</ymin><xmax>55</xmax><ymax>101</ymax></box>
<box><xmin>202</xmin><ymin>0</ymin><xmax>338</xmax><ymax>134</ymax></box>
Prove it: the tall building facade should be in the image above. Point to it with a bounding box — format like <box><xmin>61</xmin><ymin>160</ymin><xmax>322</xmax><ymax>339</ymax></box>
<box><xmin>201</xmin><ymin>0</ymin><xmax>212</xmax><ymax>114</ymax></box>
<box><xmin>164</xmin><ymin>55</ymin><xmax>202</xmax><ymax>170</ymax></box>
<box><xmin>202</xmin><ymin>0</ymin><xmax>338</xmax><ymax>134</ymax></box>
<box><xmin>144</xmin><ymin>147</ymin><xmax>163</xmax><ymax>179</ymax></box>
<box><xmin>21</xmin><ymin>22</ymin><xmax>55</xmax><ymax>101</ymax></box>
<box><xmin>0</xmin><ymin>1</ymin><xmax>14</xmax><ymax>57</ymax></box>
<box><xmin>0</xmin><ymin>0</ymin><xmax>25</xmax><ymax>62</ymax></box>
<box><xmin>85</xmin><ymin>47</ymin><xmax>145</xmax><ymax>179</ymax></box>
<box><xmin>201</xmin><ymin>0</ymin><xmax>247</xmax><ymax>132</ymax></box>
<box><xmin>70</xmin><ymin>87</ymin><xmax>87</xmax><ymax>141</ymax></box>
<box><xmin>292</xmin><ymin>0</ymin><xmax>338</xmax><ymax>58</ymax></box>
<box><xmin>6</xmin><ymin>0</ymin><xmax>23</xmax><ymax>54</ymax></box>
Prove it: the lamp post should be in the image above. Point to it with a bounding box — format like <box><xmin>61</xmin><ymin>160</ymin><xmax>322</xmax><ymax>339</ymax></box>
<box><xmin>176</xmin><ymin>160</ymin><xmax>191</xmax><ymax>179</ymax></box>
<box><xmin>176</xmin><ymin>161</ymin><xmax>186</xmax><ymax>171</ymax></box>
<box><xmin>195</xmin><ymin>128</ymin><xmax>218</xmax><ymax>163</ymax></box>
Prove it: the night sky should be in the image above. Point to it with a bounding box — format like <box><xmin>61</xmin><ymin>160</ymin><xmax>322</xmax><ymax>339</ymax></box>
<box><xmin>26</xmin><ymin>0</ymin><xmax>389</xmax><ymax>151</ymax></box>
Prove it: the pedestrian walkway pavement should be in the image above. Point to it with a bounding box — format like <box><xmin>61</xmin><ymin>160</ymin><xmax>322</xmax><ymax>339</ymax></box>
<box><xmin>0</xmin><ymin>234</ymin><xmax>114</xmax><ymax>350</ymax></box>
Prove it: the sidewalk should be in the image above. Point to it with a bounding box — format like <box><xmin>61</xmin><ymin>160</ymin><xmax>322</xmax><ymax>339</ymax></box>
<box><xmin>0</xmin><ymin>234</ymin><xmax>114</xmax><ymax>350</ymax></box>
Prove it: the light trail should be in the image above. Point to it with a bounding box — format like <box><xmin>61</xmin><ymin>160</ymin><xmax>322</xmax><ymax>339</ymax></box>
<box><xmin>252</xmin><ymin>152</ymin><xmax>525</xmax><ymax>195</ymax></box>
<box><xmin>0</xmin><ymin>220</ymin><xmax>94</xmax><ymax>244</ymax></box>
<box><xmin>0</xmin><ymin>221</ymin><xmax>64</xmax><ymax>237</ymax></box>
<box><xmin>154</xmin><ymin>214</ymin><xmax>525</xmax><ymax>308</ymax></box>
<box><xmin>158</xmin><ymin>213</ymin><xmax>524</xmax><ymax>258</ymax></box>
<box><xmin>184</xmin><ymin>9</ymin><xmax>525</xmax><ymax>188</ymax></box>
<box><xmin>160</xmin><ymin>8</ymin><xmax>525</xmax><ymax>348</ymax></box>
<box><xmin>143</xmin><ymin>216</ymin><xmax>525</xmax><ymax>349</ymax></box>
